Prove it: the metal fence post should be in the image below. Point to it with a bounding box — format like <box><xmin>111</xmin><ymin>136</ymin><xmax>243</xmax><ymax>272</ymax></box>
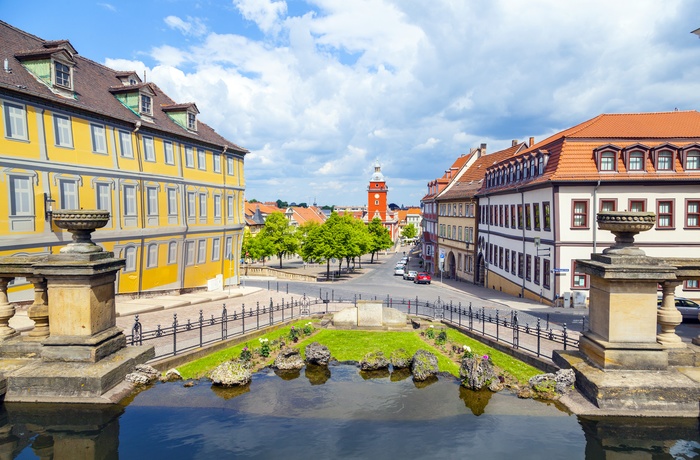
<box><xmin>172</xmin><ymin>313</ymin><xmax>178</xmax><ymax>356</ymax></box>
<box><xmin>132</xmin><ymin>315</ymin><xmax>142</xmax><ymax>346</ymax></box>
<box><xmin>513</xmin><ymin>312</ymin><xmax>519</xmax><ymax>348</ymax></box>
<box><xmin>222</xmin><ymin>304</ymin><xmax>228</xmax><ymax>339</ymax></box>
<box><xmin>482</xmin><ymin>306</ymin><xmax>485</xmax><ymax>336</ymax></box>
<box><xmin>256</xmin><ymin>302</ymin><xmax>260</xmax><ymax>330</ymax></box>
<box><xmin>536</xmin><ymin>318</ymin><xmax>541</xmax><ymax>357</ymax></box>
<box><xmin>199</xmin><ymin>309</ymin><xmax>203</xmax><ymax>348</ymax></box>
<box><xmin>563</xmin><ymin>324</ymin><xmax>568</xmax><ymax>350</ymax></box>
<box><xmin>496</xmin><ymin>310</ymin><xmax>499</xmax><ymax>342</ymax></box>
<box><xmin>270</xmin><ymin>298</ymin><xmax>274</xmax><ymax>325</ymax></box>
<box><xmin>242</xmin><ymin>305</ymin><xmax>246</xmax><ymax>333</ymax></box>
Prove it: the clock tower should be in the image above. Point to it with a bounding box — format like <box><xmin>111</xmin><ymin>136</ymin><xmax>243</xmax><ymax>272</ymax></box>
<box><xmin>367</xmin><ymin>160</ymin><xmax>388</xmax><ymax>222</ymax></box>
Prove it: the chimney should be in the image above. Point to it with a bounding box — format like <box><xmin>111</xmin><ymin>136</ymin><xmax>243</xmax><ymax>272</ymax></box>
<box><xmin>480</xmin><ymin>143</ymin><xmax>487</xmax><ymax>155</ymax></box>
<box><xmin>511</xmin><ymin>139</ymin><xmax>517</xmax><ymax>147</ymax></box>
<box><xmin>529</xmin><ymin>137</ymin><xmax>535</xmax><ymax>147</ymax></box>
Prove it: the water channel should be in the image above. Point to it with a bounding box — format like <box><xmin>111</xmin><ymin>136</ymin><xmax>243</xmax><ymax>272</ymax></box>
<box><xmin>5</xmin><ymin>364</ymin><xmax>700</xmax><ymax>459</ymax></box>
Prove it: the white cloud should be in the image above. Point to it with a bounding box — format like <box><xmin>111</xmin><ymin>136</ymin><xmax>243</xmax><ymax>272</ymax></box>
<box><xmin>164</xmin><ymin>15</ymin><xmax>208</xmax><ymax>37</ymax></box>
<box><xmin>110</xmin><ymin>0</ymin><xmax>700</xmax><ymax>206</ymax></box>
<box><xmin>98</xmin><ymin>3</ymin><xmax>116</xmax><ymax>12</ymax></box>
<box><xmin>233</xmin><ymin>0</ymin><xmax>287</xmax><ymax>34</ymax></box>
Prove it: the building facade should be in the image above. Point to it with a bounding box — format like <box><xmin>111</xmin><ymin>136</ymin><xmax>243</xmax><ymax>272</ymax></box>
<box><xmin>0</xmin><ymin>21</ymin><xmax>247</xmax><ymax>296</ymax></box>
<box><xmin>477</xmin><ymin>112</ymin><xmax>700</xmax><ymax>304</ymax></box>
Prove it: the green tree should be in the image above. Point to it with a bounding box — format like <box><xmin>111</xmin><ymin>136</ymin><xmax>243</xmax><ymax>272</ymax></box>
<box><xmin>401</xmin><ymin>223</ymin><xmax>418</xmax><ymax>240</ymax></box>
<box><xmin>261</xmin><ymin>212</ymin><xmax>299</xmax><ymax>268</ymax></box>
<box><xmin>367</xmin><ymin>217</ymin><xmax>393</xmax><ymax>263</ymax></box>
<box><xmin>275</xmin><ymin>199</ymin><xmax>288</xmax><ymax>209</ymax></box>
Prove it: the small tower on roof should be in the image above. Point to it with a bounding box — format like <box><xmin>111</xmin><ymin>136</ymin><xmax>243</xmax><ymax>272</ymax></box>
<box><xmin>367</xmin><ymin>159</ymin><xmax>388</xmax><ymax>222</ymax></box>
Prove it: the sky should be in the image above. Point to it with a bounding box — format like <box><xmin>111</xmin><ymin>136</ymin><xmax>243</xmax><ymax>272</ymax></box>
<box><xmin>4</xmin><ymin>0</ymin><xmax>700</xmax><ymax>207</ymax></box>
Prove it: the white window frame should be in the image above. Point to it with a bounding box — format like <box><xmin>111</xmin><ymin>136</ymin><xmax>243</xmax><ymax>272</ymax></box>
<box><xmin>187</xmin><ymin>112</ymin><xmax>197</xmax><ymax>130</ymax></box>
<box><xmin>53</xmin><ymin>114</ymin><xmax>73</xmax><ymax>148</ymax></box>
<box><xmin>187</xmin><ymin>192</ymin><xmax>196</xmax><ymax>218</ymax></box>
<box><xmin>185</xmin><ymin>146</ymin><xmax>194</xmax><ymax>168</ymax></box>
<box><xmin>227</xmin><ymin>157</ymin><xmax>234</xmax><ymax>175</ymax></box>
<box><xmin>211</xmin><ymin>238</ymin><xmax>221</xmax><ymax>262</ymax></box>
<box><xmin>119</xmin><ymin>130</ymin><xmax>133</xmax><ymax>158</ymax></box>
<box><xmin>123</xmin><ymin>185</ymin><xmax>137</xmax><ymax>217</ymax></box>
<box><xmin>54</xmin><ymin>60</ymin><xmax>72</xmax><ymax>89</ymax></box>
<box><xmin>225</xmin><ymin>236</ymin><xmax>233</xmax><ymax>260</ymax></box>
<box><xmin>90</xmin><ymin>123</ymin><xmax>107</xmax><ymax>154</ymax></box>
<box><xmin>167</xmin><ymin>188</ymin><xmax>178</xmax><ymax>216</ymax></box>
<box><xmin>167</xmin><ymin>241</ymin><xmax>178</xmax><ymax>264</ymax></box>
<box><xmin>9</xmin><ymin>175</ymin><xmax>33</xmax><ymax>216</ymax></box>
<box><xmin>3</xmin><ymin>102</ymin><xmax>28</xmax><ymax>141</ymax></box>
<box><xmin>199</xmin><ymin>193</ymin><xmax>207</xmax><ymax>219</ymax></box>
<box><xmin>59</xmin><ymin>179</ymin><xmax>79</xmax><ymax>210</ymax></box>
<box><xmin>185</xmin><ymin>241</ymin><xmax>195</xmax><ymax>266</ymax></box>
<box><xmin>197</xmin><ymin>240</ymin><xmax>206</xmax><ymax>264</ymax></box>
<box><xmin>213</xmin><ymin>153</ymin><xmax>221</xmax><ymax>173</ymax></box>
<box><xmin>95</xmin><ymin>182</ymin><xmax>112</xmax><ymax>213</ymax></box>
<box><xmin>214</xmin><ymin>194</ymin><xmax>222</xmax><ymax>218</ymax></box>
<box><xmin>197</xmin><ymin>149</ymin><xmax>206</xmax><ymax>170</ymax></box>
<box><xmin>146</xmin><ymin>186</ymin><xmax>158</xmax><ymax>216</ymax></box>
<box><xmin>163</xmin><ymin>141</ymin><xmax>174</xmax><ymax>165</ymax></box>
<box><xmin>140</xmin><ymin>94</ymin><xmax>152</xmax><ymax>115</ymax></box>
<box><xmin>124</xmin><ymin>247</ymin><xmax>137</xmax><ymax>272</ymax></box>
<box><xmin>143</xmin><ymin>136</ymin><xmax>155</xmax><ymax>162</ymax></box>
<box><xmin>227</xmin><ymin>195</ymin><xmax>234</xmax><ymax>220</ymax></box>
<box><xmin>146</xmin><ymin>243</ymin><xmax>158</xmax><ymax>268</ymax></box>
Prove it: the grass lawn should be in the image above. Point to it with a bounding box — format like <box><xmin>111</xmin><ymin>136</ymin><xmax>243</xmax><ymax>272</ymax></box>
<box><xmin>177</xmin><ymin>321</ymin><xmax>542</xmax><ymax>384</ymax></box>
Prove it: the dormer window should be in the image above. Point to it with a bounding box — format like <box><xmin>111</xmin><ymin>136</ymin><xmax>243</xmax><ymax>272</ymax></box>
<box><xmin>188</xmin><ymin>112</ymin><xmax>197</xmax><ymax>131</ymax></box>
<box><xmin>538</xmin><ymin>156</ymin><xmax>544</xmax><ymax>175</ymax></box>
<box><xmin>685</xmin><ymin>150</ymin><xmax>700</xmax><ymax>170</ymax></box>
<box><xmin>628</xmin><ymin>151</ymin><xmax>645</xmax><ymax>171</ymax></box>
<box><xmin>656</xmin><ymin>150</ymin><xmax>673</xmax><ymax>171</ymax></box>
<box><xmin>140</xmin><ymin>94</ymin><xmax>152</xmax><ymax>115</ymax></box>
<box><xmin>54</xmin><ymin>61</ymin><xmax>71</xmax><ymax>88</ymax></box>
<box><xmin>600</xmin><ymin>152</ymin><xmax>616</xmax><ymax>171</ymax></box>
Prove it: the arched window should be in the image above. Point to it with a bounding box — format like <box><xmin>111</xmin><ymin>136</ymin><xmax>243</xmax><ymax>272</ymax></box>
<box><xmin>600</xmin><ymin>151</ymin><xmax>616</xmax><ymax>171</ymax></box>
<box><xmin>538</xmin><ymin>156</ymin><xmax>544</xmax><ymax>175</ymax></box>
<box><xmin>685</xmin><ymin>150</ymin><xmax>700</xmax><ymax>170</ymax></box>
<box><xmin>146</xmin><ymin>243</ymin><xmax>158</xmax><ymax>268</ymax></box>
<box><xmin>628</xmin><ymin>151</ymin><xmax>645</xmax><ymax>171</ymax></box>
<box><xmin>656</xmin><ymin>150</ymin><xmax>673</xmax><ymax>171</ymax></box>
<box><xmin>124</xmin><ymin>247</ymin><xmax>137</xmax><ymax>272</ymax></box>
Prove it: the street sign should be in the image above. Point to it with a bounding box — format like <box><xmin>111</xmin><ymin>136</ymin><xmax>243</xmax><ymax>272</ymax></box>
<box><xmin>551</xmin><ymin>268</ymin><xmax>569</xmax><ymax>273</ymax></box>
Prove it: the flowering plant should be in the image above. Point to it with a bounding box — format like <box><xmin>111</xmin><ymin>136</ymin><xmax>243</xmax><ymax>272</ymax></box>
<box><xmin>482</xmin><ymin>355</ymin><xmax>489</xmax><ymax>361</ymax></box>
<box><xmin>426</xmin><ymin>325</ymin><xmax>435</xmax><ymax>339</ymax></box>
<box><xmin>435</xmin><ymin>330</ymin><xmax>447</xmax><ymax>345</ymax></box>
<box><xmin>303</xmin><ymin>321</ymin><xmax>313</xmax><ymax>335</ymax></box>
<box><xmin>462</xmin><ymin>345</ymin><xmax>475</xmax><ymax>359</ymax></box>
<box><xmin>239</xmin><ymin>346</ymin><xmax>252</xmax><ymax>362</ymax></box>
<box><xmin>259</xmin><ymin>338</ymin><xmax>270</xmax><ymax>357</ymax></box>
<box><xmin>288</xmin><ymin>326</ymin><xmax>300</xmax><ymax>342</ymax></box>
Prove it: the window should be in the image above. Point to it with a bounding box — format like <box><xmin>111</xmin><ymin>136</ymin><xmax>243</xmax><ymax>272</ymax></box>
<box><xmin>684</xmin><ymin>279</ymin><xmax>699</xmax><ymax>290</ymax></box>
<box><xmin>214</xmin><ymin>195</ymin><xmax>222</xmax><ymax>218</ymax></box>
<box><xmin>140</xmin><ymin>94</ymin><xmax>152</xmax><ymax>115</ymax></box>
<box><xmin>146</xmin><ymin>187</ymin><xmax>158</xmax><ymax>216</ymax></box>
<box><xmin>168</xmin><ymin>242</ymin><xmax>177</xmax><ymax>264</ymax></box>
<box><xmin>53</xmin><ymin>114</ymin><xmax>73</xmax><ymax>148</ymax></box>
<box><xmin>656</xmin><ymin>150</ymin><xmax>673</xmax><ymax>171</ymax></box>
<box><xmin>227</xmin><ymin>195</ymin><xmax>234</xmax><ymax>220</ymax></box>
<box><xmin>187</xmin><ymin>192</ymin><xmax>196</xmax><ymax>218</ymax></box>
<box><xmin>185</xmin><ymin>241</ymin><xmax>195</xmax><ymax>266</ymax></box>
<box><xmin>119</xmin><ymin>131</ymin><xmax>133</xmax><ymax>158</ymax></box>
<box><xmin>458</xmin><ymin>226</ymin><xmax>462</xmax><ymax>241</ymax></box>
<box><xmin>146</xmin><ymin>244</ymin><xmax>158</xmax><ymax>268</ymax></box>
<box><xmin>225</xmin><ymin>236</ymin><xmax>233</xmax><ymax>260</ymax></box>
<box><xmin>213</xmin><ymin>154</ymin><xmax>221</xmax><ymax>173</ymax></box>
<box><xmin>143</xmin><ymin>136</ymin><xmax>155</xmax><ymax>162</ymax></box>
<box><xmin>167</xmin><ymin>188</ymin><xmax>178</xmax><ymax>216</ymax></box>
<box><xmin>538</xmin><ymin>156</ymin><xmax>545</xmax><ymax>175</ymax></box>
<box><xmin>656</xmin><ymin>200</ymin><xmax>674</xmax><ymax>229</ymax></box>
<box><xmin>96</xmin><ymin>183</ymin><xmax>111</xmax><ymax>213</ymax></box>
<box><xmin>530</xmin><ymin>160</ymin><xmax>536</xmax><ymax>177</ymax></box>
<box><xmin>123</xmin><ymin>185</ymin><xmax>137</xmax><ymax>216</ymax></box>
<box><xmin>526</xmin><ymin>255</ymin><xmax>532</xmax><ymax>281</ymax></box>
<box><xmin>227</xmin><ymin>157</ymin><xmax>234</xmax><ymax>175</ymax></box>
<box><xmin>628</xmin><ymin>151</ymin><xmax>645</xmax><ymax>171</ymax></box>
<box><xmin>199</xmin><ymin>193</ymin><xmax>207</xmax><ymax>218</ymax></box>
<box><xmin>188</xmin><ymin>112</ymin><xmax>197</xmax><ymax>130</ymax></box>
<box><xmin>499</xmin><ymin>247</ymin><xmax>503</xmax><ymax>269</ymax></box>
<box><xmin>9</xmin><ymin>176</ymin><xmax>32</xmax><ymax>216</ymax></box>
<box><xmin>504</xmin><ymin>249</ymin><xmax>510</xmax><ymax>273</ymax></box>
<box><xmin>517</xmin><ymin>205</ymin><xmax>523</xmax><ymax>229</ymax></box>
<box><xmin>572</xmin><ymin>262</ymin><xmax>589</xmax><ymax>289</ymax></box>
<box><xmin>534</xmin><ymin>256</ymin><xmax>541</xmax><ymax>285</ymax></box>
<box><xmin>124</xmin><ymin>247</ymin><xmax>136</xmax><ymax>272</ymax></box>
<box><xmin>510</xmin><ymin>205</ymin><xmax>516</xmax><ymax>228</ymax></box>
<box><xmin>600</xmin><ymin>199</ymin><xmax>616</xmax><ymax>212</ymax></box>
<box><xmin>59</xmin><ymin>180</ymin><xmax>79</xmax><ymax>210</ymax></box>
<box><xmin>543</xmin><ymin>202</ymin><xmax>551</xmax><ymax>230</ymax></box>
<box><xmin>600</xmin><ymin>151</ymin><xmax>616</xmax><ymax>171</ymax></box>
<box><xmin>197</xmin><ymin>149</ymin><xmax>206</xmax><ymax>170</ymax></box>
<box><xmin>629</xmin><ymin>200</ymin><xmax>646</xmax><ymax>212</ymax></box>
<box><xmin>543</xmin><ymin>259</ymin><xmax>551</xmax><ymax>289</ymax></box>
<box><xmin>3</xmin><ymin>102</ymin><xmax>28</xmax><ymax>140</ymax></box>
<box><xmin>504</xmin><ymin>206</ymin><xmax>509</xmax><ymax>227</ymax></box>
<box><xmin>517</xmin><ymin>253</ymin><xmax>524</xmax><ymax>279</ymax></box>
<box><xmin>197</xmin><ymin>240</ymin><xmax>206</xmax><ymax>264</ymax></box>
<box><xmin>686</xmin><ymin>200</ymin><xmax>700</xmax><ymax>228</ymax></box>
<box><xmin>685</xmin><ymin>150</ymin><xmax>699</xmax><ymax>170</ymax></box>
<box><xmin>525</xmin><ymin>204</ymin><xmax>531</xmax><ymax>230</ymax></box>
<box><xmin>185</xmin><ymin>147</ymin><xmax>194</xmax><ymax>168</ymax></box>
<box><xmin>533</xmin><ymin>203</ymin><xmax>541</xmax><ymax>230</ymax></box>
<box><xmin>54</xmin><ymin>61</ymin><xmax>72</xmax><ymax>88</ymax></box>
<box><xmin>212</xmin><ymin>238</ymin><xmax>221</xmax><ymax>262</ymax></box>
<box><xmin>572</xmin><ymin>200</ymin><xmax>588</xmax><ymax>228</ymax></box>
<box><xmin>164</xmin><ymin>141</ymin><xmax>174</xmax><ymax>165</ymax></box>
<box><xmin>90</xmin><ymin>124</ymin><xmax>107</xmax><ymax>153</ymax></box>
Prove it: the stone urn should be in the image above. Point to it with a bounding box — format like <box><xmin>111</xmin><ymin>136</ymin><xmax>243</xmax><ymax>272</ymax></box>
<box><xmin>597</xmin><ymin>211</ymin><xmax>655</xmax><ymax>256</ymax></box>
<box><xmin>52</xmin><ymin>209</ymin><xmax>109</xmax><ymax>253</ymax></box>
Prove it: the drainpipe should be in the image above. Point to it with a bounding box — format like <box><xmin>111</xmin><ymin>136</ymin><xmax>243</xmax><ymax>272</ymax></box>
<box><xmin>485</xmin><ymin>196</ymin><xmax>490</xmax><ymax>289</ymax></box>
<box><xmin>133</xmin><ymin>121</ymin><xmax>145</xmax><ymax>297</ymax></box>
<box><xmin>592</xmin><ymin>179</ymin><xmax>601</xmax><ymax>254</ymax></box>
<box><xmin>520</xmin><ymin>187</ymin><xmax>526</xmax><ymax>299</ymax></box>
<box><xmin>220</xmin><ymin>145</ymin><xmax>229</xmax><ymax>287</ymax></box>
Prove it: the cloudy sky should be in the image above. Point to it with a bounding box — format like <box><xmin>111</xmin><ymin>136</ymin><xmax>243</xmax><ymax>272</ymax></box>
<box><xmin>5</xmin><ymin>0</ymin><xmax>700</xmax><ymax>207</ymax></box>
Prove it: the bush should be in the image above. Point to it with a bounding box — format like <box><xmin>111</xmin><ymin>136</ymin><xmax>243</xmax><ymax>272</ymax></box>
<box><xmin>435</xmin><ymin>330</ymin><xmax>447</xmax><ymax>345</ymax></box>
<box><xmin>239</xmin><ymin>346</ymin><xmax>252</xmax><ymax>362</ymax></box>
<box><xmin>426</xmin><ymin>326</ymin><xmax>435</xmax><ymax>339</ymax></box>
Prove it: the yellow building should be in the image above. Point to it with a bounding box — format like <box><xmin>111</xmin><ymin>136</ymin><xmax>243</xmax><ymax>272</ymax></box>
<box><xmin>0</xmin><ymin>21</ymin><xmax>247</xmax><ymax>295</ymax></box>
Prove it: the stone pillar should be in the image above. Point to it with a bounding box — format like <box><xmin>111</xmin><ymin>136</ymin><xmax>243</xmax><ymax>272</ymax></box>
<box><xmin>656</xmin><ymin>280</ymin><xmax>684</xmax><ymax>348</ymax></box>
<box><xmin>0</xmin><ymin>278</ymin><xmax>18</xmax><ymax>341</ymax></box>
<box><xmin>25</xmin><ymin>276</ymin><xmax>49</xmax><ymax>339</ymax></box>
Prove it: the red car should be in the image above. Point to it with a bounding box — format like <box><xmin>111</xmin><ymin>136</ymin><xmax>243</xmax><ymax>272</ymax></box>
<box><xmin>414</xmin><ymin>272</ymin><xmax>431</xmax><ymax>284</ymax></box>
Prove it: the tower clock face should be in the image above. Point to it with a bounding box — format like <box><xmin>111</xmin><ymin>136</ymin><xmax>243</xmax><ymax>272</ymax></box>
<box><xmin>374</xmin><ymin>193</ymin><xmax>380</xmax><ymax>198</ymax></box>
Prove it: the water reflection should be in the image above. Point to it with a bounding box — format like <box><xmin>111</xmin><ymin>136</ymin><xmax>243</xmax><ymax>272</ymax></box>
<box><xmin>360</xmin><ymin>369</ymin><xmax>390</xmax><ymax>380</ymax></box>
<box><xmin>304</xmin><ymin>364</ymin><xmax>331</xmax><ymax>385</ymax></box>
<box><xmin>0</xmin><ymin>365</ymin><xmax>697</xmax><ymax>459</ymax></box>
<box><xmin>389</xmin><ymin>368</ymin><xmax>411</xmax><ymax>382</ymax></box>
<box><xmin>274</xmin><ymin>368</ymin><xmax>301</xmax><ymax>380</ymax></box>
<box><xmin>211</xmin><ymin>383</ymin><xmax>251</xmax><ymax>400</ymax></box>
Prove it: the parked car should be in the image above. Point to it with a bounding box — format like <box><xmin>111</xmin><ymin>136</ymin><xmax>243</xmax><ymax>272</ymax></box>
<box><xmin>394</xmin><ymin>266</ymin><xmax>406</xmax><ymax>276</ymax></box>
<box><xmin>414</xmin><ymin>272</ymin><xmax>431</xmax><ymax>284</ymax></box>
<box><xmin>403</xmin><ymin>270</ymin><xmax>417</xmax><ymax>281</ymax></box>
<box><xmin>657</xmin><ymin>296</ymin><xmax>700</xmax><ymax>322</ymax></box>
